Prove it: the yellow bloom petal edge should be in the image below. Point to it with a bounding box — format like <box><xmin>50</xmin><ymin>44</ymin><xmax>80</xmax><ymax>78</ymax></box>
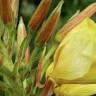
<box><xmin>54</xmin><ymin>84</ymin><xmax>96</xmax><ymax>96</ymax></box>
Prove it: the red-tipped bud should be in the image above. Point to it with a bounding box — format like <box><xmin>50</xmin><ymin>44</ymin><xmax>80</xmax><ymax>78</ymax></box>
<box><xmin>36</xmin><ymin>0</ymin><xmax>64</xmax><ymax>45</ymax></box>
<box><xmin>29</xmin><ymin>0</ymin><xmax>52</xmax><ymax>30</ymax></box>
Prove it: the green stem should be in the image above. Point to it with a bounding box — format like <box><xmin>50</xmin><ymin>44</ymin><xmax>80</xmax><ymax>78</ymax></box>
<box><xmin>42</xmin><ymin>43</ymin><xmax>58</xmax><ymax>66</ymax></box>
<box><xmin>41</xmin><ymin>59</ymin><xmax>52</xmax><ymax>80</ymax></box>
<box><xmin>28</xmin><ymin>46</ymin><xmax>39</xmax><ymax>69</ymax></box>
<box><xmin>27</xmin><ymin>70</ymin><xmax>36</xmax><ymax>96</ymax></box>
<box><xmin>32</xmin><ymin>86</ymin><xmax>37</xmax><ymax>95</ymax></box>
<box><xmin>41</xmin><ymin>42</ymin><xmax>58</xmax><ymax>82</ymax></box>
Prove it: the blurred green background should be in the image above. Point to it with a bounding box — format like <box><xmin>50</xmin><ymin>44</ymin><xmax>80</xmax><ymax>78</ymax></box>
<box><xmin>19</xmin><ymin>0</ymin><xmax>96</xmax><ymax>28</ymax></box>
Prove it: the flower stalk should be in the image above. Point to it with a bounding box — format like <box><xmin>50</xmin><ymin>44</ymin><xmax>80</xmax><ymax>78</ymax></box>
<box><xmin>0</xmin><ymin>54</ymin><xmax>3</xmax><ymax>65</ymax></box>
<box><xmin>36</xmin><ymin>47</ymin><xmax>46</xmax><ymax>88</ymax></box>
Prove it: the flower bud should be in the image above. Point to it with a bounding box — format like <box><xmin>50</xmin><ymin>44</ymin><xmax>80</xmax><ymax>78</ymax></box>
<box><xmin>54</xmin><ymin>84</ymin><xmax>96</xmax><ymax>96</ymax></box>
<box><xmin>0</xmin><ymin>0</ymin><xmax>12</xmax><ymax>23</ymax></box>
<box><xmin>17</xmin><ymin>18</ymin><xmax>30</xmax><ymax>63</ymax></box>
<box><xmin>35</xmin><ymin>0</ymin><xmax>64</xmax><ymax>45</ymax></box>
<box><xmin>46</xmin><ymin>18</ymin><xmax>96</xmax><ymax>83</ymax></box>
<box><xmin>29</xmin><ymin>0</ymin><xmax>52</xmax><ymax>30</ymax></box>
<box><xmin>17</xmin><ymin>18</ymin><xmax>27</xmax><ymax>50</ymax></box>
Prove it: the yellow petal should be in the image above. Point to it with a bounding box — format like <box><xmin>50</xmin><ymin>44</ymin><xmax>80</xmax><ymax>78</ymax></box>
<box><xmin>46</xmin><ymin>18</ymin><xmax>96</xmax><ymax>82</ymax></box>
<box><xmin>71</xmin><ymin>63</ymin><xmax>96</xmax><ymax>84</ymax></box>
<box><xmin>54</xmin><ymin>84</ymin><xmax>96</xmax><ymax>96</ymax></box>
<box><xmin>46</xmin><ymin>62</ymin><xmax>54</xmax><ymax>77</ymax></box>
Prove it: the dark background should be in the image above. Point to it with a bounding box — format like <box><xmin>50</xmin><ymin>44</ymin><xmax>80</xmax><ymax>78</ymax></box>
<box><xmin>19</xmin><ymin>0</ymin><xmax>96</xmax><ymax>27</ymax></box>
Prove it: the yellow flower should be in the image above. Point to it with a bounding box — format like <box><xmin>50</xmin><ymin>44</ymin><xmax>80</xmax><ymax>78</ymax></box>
<box><xmin>54</xmin><ymin>84</ymin><xmax>96</xmax><ymax>96</ymax></box>
<box><xmin>46</xmin><ymin>18</ymin><xmax>96</xmax><ymax>83</ymax></box>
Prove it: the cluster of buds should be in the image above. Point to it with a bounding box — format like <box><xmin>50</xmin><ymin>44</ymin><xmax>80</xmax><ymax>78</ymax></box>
<box><xmin>35</xmin><ymin>0</ymin><xmax>64</xmax><ymax>45</ymax></box>
<box><xmin>0</xmin><ymin>0</ymin><xmax>96</xmax><ymax>96</ymax></box>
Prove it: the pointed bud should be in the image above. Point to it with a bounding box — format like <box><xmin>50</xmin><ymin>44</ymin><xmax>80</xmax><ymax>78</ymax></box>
<box><xmin>17</xmin><ymin>18</ymin><xmax>30</xmax><ymax>63</ymax></box>
<box><xmin>29</xmin><ymin>0</ymin><xmax>52</xmax><ymax>30</ymax></box>
<box><xmin>36</xmin><ymin>0</ymin><xmax>64</xmax><ymax>45</ymax></box>
<box><xmin>17</xmin><ymin>18</ymin><xmax>27</xmax><ymax>50</ymax></box>
<box><xmin>0</xmin><ymin>0</ymin><xmax>12</xmax><ymax>24</ymax></box>
<box><xmin>55</xmin><ymin>3</ymin><xmax>96</xmax><ymax>42</ymax></box>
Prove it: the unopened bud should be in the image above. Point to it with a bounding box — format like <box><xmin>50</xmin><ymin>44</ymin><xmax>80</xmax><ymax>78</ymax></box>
<box><xmin>0</xmin><ymin>0</ymin><xmax>12</xmax><ymax>24</ymax></box>
<box><xmin>17</xmin><ymin>18</ymin><xmax>27</xmax><ymax>50</ymax></box>
<box><xmin>36</xmin><ymin>0</ymin><xmax>64</xmax><ymax>45</ymax></box>
<box><xmin>17</xmin><ymin>18</ymin><xmax>30</xmax><ymax>63</ymax></box>
<box><xmin>29</xmin><ymin>0</ymin><xmax>52</xmax><ymax>30</ymax></box>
